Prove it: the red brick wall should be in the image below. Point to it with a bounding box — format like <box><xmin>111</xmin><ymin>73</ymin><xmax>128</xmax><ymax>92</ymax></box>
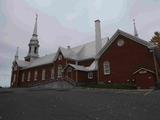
<box><xmin>11</xmin><ymin>63</ymin><xmax>21</xmax><ymax>87</ymax></box>
<box><xmin>98</xmin><ymin>35</ymin><xmax>155</xmax><ymax>85</ymax></box>
<box><xmin>133</xmin><ymin>72</ymin><xmax>156</xmax><ymax>89</ymax></box>
<box><xmin>13</xmin><ymin>51</ymin><xmax>68</xmax><ymax>87</ymax></box>
<box><xmin>17</xmin><ymin>63</ymin><xmax>54</xmax><ymax>87</ymax></box>
<box><xmin>77</xmin><ymin>71</ymin><xmax>97</xmax><ymax>84</ymax></box>
<box><xmin>54</xmin><ymin>52</ymin><xmax>76</xmax><ymax>79</ymax></box>
<box><xmin>64</xmin><ymin>66</ymin><xmax>97</xmax><ymax>84</ymax></box>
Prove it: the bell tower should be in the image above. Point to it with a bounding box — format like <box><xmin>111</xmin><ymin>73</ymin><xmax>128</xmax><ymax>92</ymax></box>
<box><xmin>25</xmin><ymin>14</ymin><xmax>40</xmax><ymax>62</ymax></box>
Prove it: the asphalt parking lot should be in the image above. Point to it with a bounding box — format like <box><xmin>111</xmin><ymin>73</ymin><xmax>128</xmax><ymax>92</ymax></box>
<box><xmin>0</xmin><ymin>88</ymin><xmax>160</xmax><ymax>120</ymax></box>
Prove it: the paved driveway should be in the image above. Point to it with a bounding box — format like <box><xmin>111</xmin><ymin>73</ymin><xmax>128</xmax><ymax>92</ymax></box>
<box><xmin>0</xmin><ymin>88</ymin><xmax>159</xmax><ymax>120</ymax></box>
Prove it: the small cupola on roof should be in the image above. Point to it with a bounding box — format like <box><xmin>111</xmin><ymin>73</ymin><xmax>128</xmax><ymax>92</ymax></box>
<box><xmin>25</xmin><ymin>14</ymin><xmax>40</xmax><ymax>62</ymax></box>
<box><xmin>95</xmin><ymin>19</ymin><xmax>102</xmax><ymax>54</ymax></box>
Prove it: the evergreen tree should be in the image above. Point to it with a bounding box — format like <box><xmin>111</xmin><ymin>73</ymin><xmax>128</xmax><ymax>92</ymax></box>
<box><xmin>151</xmin><ymin>32</ymin><xmax>160</xmax><ymax>47</ymax></box>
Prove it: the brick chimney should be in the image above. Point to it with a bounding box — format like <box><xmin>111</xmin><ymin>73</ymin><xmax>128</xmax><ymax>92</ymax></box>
<box><xmin>95</xmin><ymin>19</ymin><xmax>102</xmax><ymax>54</ymax></box>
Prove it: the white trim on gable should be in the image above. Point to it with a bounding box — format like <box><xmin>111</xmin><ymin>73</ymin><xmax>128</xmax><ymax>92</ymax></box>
<box><xmin>132</xmin><ymin>68</ymin><xmax>155</xmax><ymax>75</ymax></box>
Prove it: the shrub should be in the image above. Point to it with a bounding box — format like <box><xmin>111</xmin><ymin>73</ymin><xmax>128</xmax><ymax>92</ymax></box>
<box><xmin>80</xmin><ymin>83</ymin><xmax>136</xmax><ymax>89</ymax></box>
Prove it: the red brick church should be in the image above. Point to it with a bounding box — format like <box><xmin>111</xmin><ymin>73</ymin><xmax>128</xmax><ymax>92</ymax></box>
<box><xmin>11</xmin><ymin>15</ymin><xmax>160</xmax><ymax>89</ymax></box>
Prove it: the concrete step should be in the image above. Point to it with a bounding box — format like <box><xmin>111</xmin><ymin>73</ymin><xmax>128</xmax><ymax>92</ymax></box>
<box><xmin>33</xmin><ymin>80</ymin><xmax>74</xmax><ymax>89</ymax></box>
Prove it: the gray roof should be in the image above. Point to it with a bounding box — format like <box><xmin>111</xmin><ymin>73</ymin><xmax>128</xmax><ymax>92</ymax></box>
<box><xmin>65</xmin><ymin>61</ymin><xmax>97</xmax><ymax>72</ymax></box>
<box><xmin>54</xmin><ymin>38</ymin><xmax>108</xmax><ymax>61</ymax></box>
<box><xmin>68</xmin><ymin>64</ymin><xmax>89</xmax><ymax>71</ymax></box>
<box><xmin>23</xmin><ymin>53</ymin><xmax>56</xmax><ymax>69</ymax></box>
<box><xmin>16</xmin><ymin>60</ymin><xmax>30</xmax><ymax>67</ymax></box>
<box><xmin>54</xmin><ymin>47</ymin><xmax>79</xmax><ymax>60</ymax></box>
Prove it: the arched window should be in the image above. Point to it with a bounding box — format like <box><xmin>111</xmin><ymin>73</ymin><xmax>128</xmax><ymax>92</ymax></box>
<box><xmin>51</xmin><ymin>68</ymin><xmax>54</xmax><ymax>79</ymax></box>
<box><xmin>34</xmin><ymin>71</ymin><xmax>38</xmax><ymax>81</ymax></box>
<box><xmin>42</xmin><ymin>69</ymin><xmax>46</xmax><ymax>80</ymax></box>
<box><xmin>103</xmin><ymin>61</ymin><xmax>110</xmax><ymax>75</ymax></box>
<box><xmin>27</xmin><ymin>72</ymin><xmax>31</xmax><ymax>81</ymax></box>
<box><xmin>22</xmin><ymin>72</ymin><xmax>25</xmax><ymax>82</ymax></box>
<box><xmin>58</xmin><ymin>65</ymin><xmax>63</xmax><ymax>78</ymax></box>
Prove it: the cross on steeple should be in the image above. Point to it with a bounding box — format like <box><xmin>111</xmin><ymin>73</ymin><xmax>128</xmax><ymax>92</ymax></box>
<box><xmin>133</xmin><ymin>19</ymin><xmax>139</xmax><ymax>37</ymax></box>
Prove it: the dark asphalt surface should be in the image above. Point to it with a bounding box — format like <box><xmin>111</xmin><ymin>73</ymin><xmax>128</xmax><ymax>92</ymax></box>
<box><xmin>0</xmin><ymin>88</ymin><xmax>160</xmax><ymax>120</ymax></box>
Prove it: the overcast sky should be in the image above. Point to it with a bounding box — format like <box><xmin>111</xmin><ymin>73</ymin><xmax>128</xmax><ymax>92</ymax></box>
<box><xmin>0</xmin><ymin>0</ymin><xmax>160</xmax><ymax>87</ymax></box>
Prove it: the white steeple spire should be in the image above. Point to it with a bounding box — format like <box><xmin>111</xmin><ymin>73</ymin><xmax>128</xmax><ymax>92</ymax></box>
<box><xmin>33</xmin><ymin>14</ymin><xmax>38</xmax><ymax>36</ymax></box>
<box><xmin>133</xmin><ymin>19</ymin><xmax>138</xmax><ymax>37</ymax></box>
<box><xmin>14</xmin><ymin>47</ymin><xmax>19</xmax><ymax>61</ymax></box>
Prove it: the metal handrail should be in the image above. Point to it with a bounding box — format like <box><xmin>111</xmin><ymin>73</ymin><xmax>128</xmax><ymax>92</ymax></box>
<box><xmin>63</xmin><ymin>76</ymin><xmax>77</xmax><ymax>86</ymax></box>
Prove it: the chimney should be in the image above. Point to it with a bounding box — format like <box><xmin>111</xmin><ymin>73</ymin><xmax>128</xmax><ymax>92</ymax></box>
<box><xmin>95</xmin><ymin>19</ymin><xmax>102</xmax><ymax>54</ymax></box>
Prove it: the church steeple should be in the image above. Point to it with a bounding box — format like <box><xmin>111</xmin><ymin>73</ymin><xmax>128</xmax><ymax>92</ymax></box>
<box><xmin>133</xmin><ymin>19</ymin><xmax>138</xmax><ymax>37</ymax></box>
<box><xmin>25</xmin><ymin>14</ymin><xmax>40</xmax><ymax>62</ymax></box>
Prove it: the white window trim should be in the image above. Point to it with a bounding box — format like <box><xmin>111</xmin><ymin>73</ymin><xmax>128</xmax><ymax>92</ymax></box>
<box><xmin>58</xmin><ymin>65</ymin><xmax>63</xmax><ymax>78</ymax></box>
<box><xmin>88</xmin><ymin>72</ymin><xmax>93</xmax><ymax>79</ymax></box>
<box><xmin>34</xmin><ymin>71</ymin><xmax>38</xmax><ymax>81</ymax></box>
<box><xmin>51</xmin><ymin>68</ymin><xmax>54</xmax><ymax>79</ymax></box>
<box><xmin>27</xmin><ymin>72</ymin><xmax>31</xmax><ymax>81</ymax></box>
<box><xmin>22</xmin><ymin>72</ymin><xmax>25</xmax><ymax>82</ymax></box>
<box><xmin>42</xmin><ymin>69</ymin><xmax>46</xmax><ymax>80</ymax></box>
<box><xmin>103</xmin><ymin>61</ymin><xmax>110</xmax><ymax>75</ymax></box>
